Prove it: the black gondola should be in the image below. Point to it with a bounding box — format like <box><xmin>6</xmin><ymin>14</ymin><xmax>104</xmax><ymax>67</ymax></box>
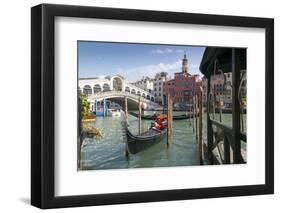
<box><xmin>128</xmin><ymin>111</ymin><xmax>193</xmax><ymax>120</ymax></box>
<box><xmin>126</xmin><ymin>127</ymin><xmax>167</xmax><ymax>154</ymax></box>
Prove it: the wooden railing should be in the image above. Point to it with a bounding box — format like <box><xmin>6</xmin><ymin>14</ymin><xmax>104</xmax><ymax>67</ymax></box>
<box><xmin>206</xmin><ymin>118</ymin><xmax>247</xmax><ymax>164</ymax></box>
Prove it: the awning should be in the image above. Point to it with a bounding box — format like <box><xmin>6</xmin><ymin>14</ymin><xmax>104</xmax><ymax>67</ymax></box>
<box><xmin>199</xmin><ymin>47</ymin><xmax>246</xmax><ymax>77</ymax></box>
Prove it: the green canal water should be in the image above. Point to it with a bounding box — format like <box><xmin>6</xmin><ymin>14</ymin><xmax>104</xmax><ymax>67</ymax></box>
<box><xmin>80</xmin><ymin>111</ymin><xmax>246</xmax><ymax>170</ymax></box>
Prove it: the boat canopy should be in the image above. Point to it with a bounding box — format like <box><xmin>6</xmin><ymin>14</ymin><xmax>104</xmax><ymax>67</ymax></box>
<box><xmin>199</xmin><ymin>47</ymin><xmax>247</xmax><ymax>77</ymax></box>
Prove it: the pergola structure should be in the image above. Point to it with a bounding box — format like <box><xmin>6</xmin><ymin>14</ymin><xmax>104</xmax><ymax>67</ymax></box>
<box><xmin>199</xmin><ymin>48</ymin><xmax>247</xmax><ymax>164</ymax></box>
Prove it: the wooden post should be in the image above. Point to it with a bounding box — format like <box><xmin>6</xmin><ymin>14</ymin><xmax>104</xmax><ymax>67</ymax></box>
<box><xmin>241</xmin><ymin>103</ymin><xmax>244</xmax><ymax>132</ymax></box>
<box><xmin>124</xmin><ymin>96</ymin><xmax>128</xmax><ymax>126</ymax></box>
<box><xmin>103</xmin><ymin>98</ymin><xmax>106</xmax><ymax>117</ymax></box>
<box><xmin>192</xmin><ymin>96</ymin><xmax>195</xmax><ymax>133</ymax></box>
<box><xmin>167</xmin><ymin>93</ymin><xmax>173</xmax><ymax>145</ymax></box>
<box><xmin>219</xmin><ymin>94</ymin><xmax>222</xmax><ymax>122</ymax></box>
<box><xmin>189</xmin><ymin>98</ymin><xmax>191</xmax><ymax>127</ymax></box>
<box><xmin>212</xmin><ymin>93</ymin><xmax>215</xmax><ymax>119</ymax></box>
<box><xmin>195</xmin><ymin>95</ymin><xmax>198</xmax><ymax>144</ymax></box>
<box><xmin>138</xmin><ymin>96</ymin><xmax>141</xmax><ymax>135</ymax></box>
<box><xmin>207</xmin><ymin>75</ymin><xmax>214</xmax><ymax>164</ymax></box>
<box><xmin>199</xmin><ymin>88</ymin><xmax>203</xmax><ymax>165</ymax></box>
<box><xmin>232</xmin><ymin>48</ymin><xmax>242</xmax><ymax>164</ymax></box>
<box><xmin>224</xmin><ymin>133</ymin><xmax>230</xmax><ymax>164</ymax></box>
<box><xmin>167</xmin><ymin>94</ymin><xmax>170</xmax><ymax>145</ymax></box>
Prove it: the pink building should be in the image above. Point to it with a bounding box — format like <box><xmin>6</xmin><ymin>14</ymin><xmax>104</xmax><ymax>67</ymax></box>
<box><xmin>163</xmin><ymin>54</ymin><xmax>202</xmax><ymax>106</ymax></box>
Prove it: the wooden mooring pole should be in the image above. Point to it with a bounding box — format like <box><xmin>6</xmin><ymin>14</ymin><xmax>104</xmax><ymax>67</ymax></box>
<box><xmin>192</xmin><ymin>96</ymin><xmax>195</xmax><ymax>133</ymax></box>
<box><xmin>124</xmin><ymin>96</ymin><xmax>128</xmax><ymax>126</ymax></box>
<box><xmin>199</xmin><ymin>88</ymin><xmax>203</xmax><ymax>164</ymax></box>
<box><xmin>138</xmin><ymin>96</ymin><xmax>141</xmax><ymax>135</ymax></box>
<box><xmin>195</xmin><ymin>95</ymin><xmax>198</xmax><ymax>144</ymax></box>
<box><xmin>212</xmin><ymin>94</ymin><xmax>215</xmax><ymax>119</ymax></box>
<box><xmin>207</xmin><ymin>75</ymin><xmax>214</xmax><ymax>164</ymax></box>
<box><xmin>188</xmin><ymin>99</ymin><xmax>191</xmax><ymax>127</ymax></box>
<box><xmin>219</xmin><ymin>94</ymin><xmax>222</xmax><ymax>122</ymax></box>
<box><xmin>167</xmin><ymin>93</ymin><xmax>173</xmax><ymax>146</ymax></box>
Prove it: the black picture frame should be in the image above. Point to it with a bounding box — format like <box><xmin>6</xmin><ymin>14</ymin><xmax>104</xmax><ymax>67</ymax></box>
<box><xmin>31</xmin><ymin>3</ymin><xmax>274</xmax><ymax>209</ymax></box>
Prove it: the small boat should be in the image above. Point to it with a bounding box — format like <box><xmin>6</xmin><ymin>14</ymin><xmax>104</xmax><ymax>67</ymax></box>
<box><xmin>107</xmin><ymin>108</ymin><xmax>121</xmax><ymax>117</ymax></box>
<box><xmin>95</xmin><ymin>111</ymin><xmax>104</xmax><ymax>116</ymax></box>
<box><xmin>128</xmin><ymin>111</ymin><xmax>193</xmax><ymax>120</ymax></box>
<box><xmin>126</xmin><ymin>127</ymin><xmax>167</xmax><ymax>154</ymax></box>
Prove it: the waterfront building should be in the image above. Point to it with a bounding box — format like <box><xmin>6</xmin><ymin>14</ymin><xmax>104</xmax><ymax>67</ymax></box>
<box><xmin>202</xmin><ymin>70</ymin><xmax>246</xmax><ymax>108</ymax></box>
<box><xmin>131</xmin><ymin>72</ymin><xmax>168</xmax><ymax>105</ymax></box>
<box><xmin>163</xmin><ymin>54</ymin><xmax>202</xmax><ymax>107</ymax></box>
<box><xmin>153</xmin><ymin>72</ymin><xmax>168</xmax><ymax>105</ymax></box>
<box><xmin>131</xmin><ymin>76</ymin><xmax>154</xmax><ymax>93</ymax></box>
<box><xmin>202</xmin><ymin>72</ymin><xmax>232</xmax><ymax>107</ymax></box>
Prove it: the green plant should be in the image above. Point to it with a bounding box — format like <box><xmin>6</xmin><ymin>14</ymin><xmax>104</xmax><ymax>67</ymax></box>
<box><xmin>80</xmin><ymin>94</ymin><xmax>90</xmax><ymax>119</ymax></box>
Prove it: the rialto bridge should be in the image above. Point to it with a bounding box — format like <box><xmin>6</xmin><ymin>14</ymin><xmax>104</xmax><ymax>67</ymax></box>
<box><xmin>78</xmin><ymin>75</ymin><xmax>159</xmax><ymax>110</ymax></box>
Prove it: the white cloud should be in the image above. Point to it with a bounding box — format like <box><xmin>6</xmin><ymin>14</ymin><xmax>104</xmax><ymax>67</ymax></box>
<box><xmin>116</xmin><ymin>60</ymin><xmax>182</xmax><ymax>81</ymax></box>
<box><xmin>150</xmin><ymin>48</ymin><xmax>185</xmax><ymax>54</ymax></box>
<box><xmin>190</xmin><ymin>63</ymin><xmax>199</xmax><ymax>68</ymax></box>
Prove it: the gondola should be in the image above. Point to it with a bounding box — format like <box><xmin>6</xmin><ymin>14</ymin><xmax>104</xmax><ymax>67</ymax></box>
<box><xmin>128</xmin><ymin>111</ymin><xmax>193</xmax><ymax>120</ymax></box>
<box><xmin>126</xmin><ymin>127</ymin><xmax>167</xmax><ymax>154</ymax></box>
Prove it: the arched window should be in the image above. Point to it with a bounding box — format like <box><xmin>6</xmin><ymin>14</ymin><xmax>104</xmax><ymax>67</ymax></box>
<box><xmin>131</xmin><ymin>89</ymin><xmax>136</xmax><ymax>95</ymax></box>
<box><xmin>93</xmin><ymin>84</ymin><xmax>102</xmax><ymax>93</ymax></box>
<box><xmin>137</xmin><ymin>91</ymin><xmax>141</xmax><ymax>96</ymax></box>
<box><xmin>113</xmin><ymin>77</ymin><xmax>122</xmax><ymax>91</ymax></box>
<box><xmin>146</xmin><ymin>95</ymin><xmax>150</xmax><ymax>100</ymax></box>
<box><xmin>103</xmin><ymin>83</ymin><xmax>110</xmax><ymax>92</ymax></box>
<box><xmin>151</xmin><ymin>97</ymin><xmax>154</xmax><ymax>102</ymax></box>
<box><xmin>142</xmin><ymin>93</ymin><xmax>146</xmax><ymax>98</ymax></box>
<box><xmin>83</xmin><ymin>85</ymin><xmax>92</xmax><ymax>96</ymax></box>
<box><xmin>125</xmin><ymin>86</ymin><xmax>130</xmax><ymax>93</ymax></box>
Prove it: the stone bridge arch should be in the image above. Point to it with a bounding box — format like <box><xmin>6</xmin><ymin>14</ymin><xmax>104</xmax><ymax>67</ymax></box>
<box><xmin>83</xmin><ymin>85</ymin><xmax>92</xmax><ymax>96</ymax></box>
<box><xmin>93</xmin><ymin>84</ymin><xmax>102</xmax><ymax>93</ymax></box>
<box><xmin>103</xmin><ymin>83</ymin><xmax>110</xmax><ymax>92</ymax></box>
<box><xmin>112</xmin><ymin>76</ymin><xmax>123</xmax><ymax>91</ymax></box>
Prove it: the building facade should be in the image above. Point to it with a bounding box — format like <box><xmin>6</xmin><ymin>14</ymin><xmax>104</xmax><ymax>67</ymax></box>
<box><xmin>131</xmin><ymin>72</ymin><xmax>168</xmax><ymax>105</ymax></box>
<box><xmin>131</xmin><ymin>76</ymin><xmax>154</xmax><ymax>94</ymax></box>
<box><xmin>153</xmin><ymin>72</ymin><xmax>168</xmax><ymax>105</ymax></box>
<box><xmin>202</xmin><ymin>70</ymin><xmax>246</xmax><ymax>108</ymax></box>
<box><xmin>163</xmin><ymin>54</ymin><xmax>202</xmax><ymax>107</ymax></box>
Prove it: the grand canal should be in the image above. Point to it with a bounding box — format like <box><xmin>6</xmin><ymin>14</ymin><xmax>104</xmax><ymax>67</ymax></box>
<box><xmin>80</xmin><ymin>111</ymin><xmax>246</xmax><ymax>170</ymax></box>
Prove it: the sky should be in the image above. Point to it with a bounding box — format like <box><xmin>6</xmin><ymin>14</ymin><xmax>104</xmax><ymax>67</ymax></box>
<box><xmin>78</xmin><ymin>41</ymin><xmax>205</xmax><ymax>81</ymax></box>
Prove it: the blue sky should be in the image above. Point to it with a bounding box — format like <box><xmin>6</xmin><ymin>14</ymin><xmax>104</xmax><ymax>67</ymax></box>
<box><xmin>78</xmin><ymin>41</ymin><xmax>205</xmax><ymax>81</ymax></box>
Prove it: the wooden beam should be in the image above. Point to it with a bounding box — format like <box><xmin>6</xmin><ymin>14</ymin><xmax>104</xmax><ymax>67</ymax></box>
<box><xmin>138</xmin><ymin>96</ymin><xmax>141</xmax><ymax>135</ymax></box>
<box><xmin>195</xmin><ymin>95</ymin><xmax>198</xmax><ymax>144</ymax></box>
<box><xmin>207</xmin><ymin>75</ymin><xmax>214</xmax><ymax>164</ymax></box>
<box><xmin>167</xmin><ymin>93</ymin><xmax>173</xmax><ymax>145</ymax></box>
<box><xmin>224</xmin><ymin>133</ymin><xmax>230</xmax><ymax>164</ymax></box>
<box><xmin>192</xmin><ymin>96</ymin><xmax>195</xmax><ymax>133</ymax></box>
<box><xmin>124</xmin><ymin>96</ymin><xmax>128</xmax><ymax>126</ymax></box>
<box><xmin>199</xmin><ymin>88</ymin><xmax>203</xmax><ymax>164</ymax></box>
<box><xmin>232</xmin><ymin>48</ymin><xmax>242</xmax><ymax>164</ymax></box>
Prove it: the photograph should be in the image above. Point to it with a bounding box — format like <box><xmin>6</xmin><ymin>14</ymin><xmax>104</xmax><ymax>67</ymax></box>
<box><xmin>77</xmin><ymin>41</ymin><xmax>247</xmax><ymax>170</ymax></box>
<box><xmin>30</xmin><ymin>3</ymin><xmax>274</xmax><ymax>209</ymax></box>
